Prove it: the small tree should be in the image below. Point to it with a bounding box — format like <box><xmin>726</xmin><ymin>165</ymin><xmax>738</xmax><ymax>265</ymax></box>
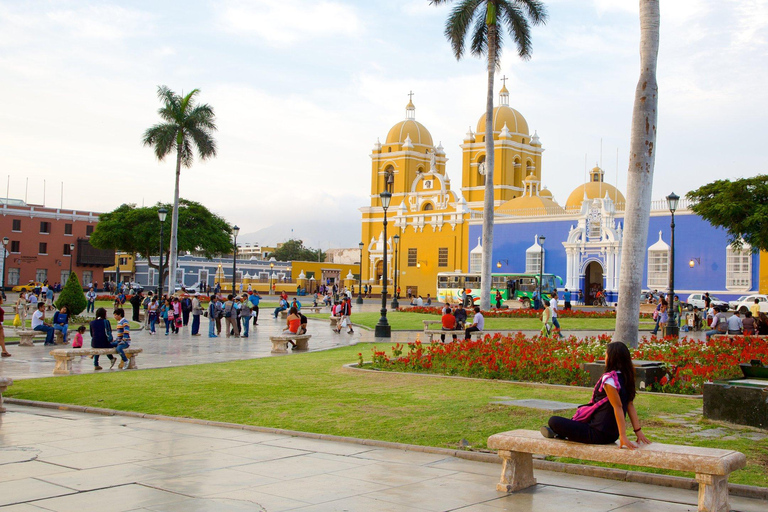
<box><xmin>272</xmin><ymin>239</ymin><xmax>325</xmax><ymax>262</ymax></box>
<box><xmin>55</xmin><ymin>273</ymin><xmax>88</xmax><ymax>316</ymax></box>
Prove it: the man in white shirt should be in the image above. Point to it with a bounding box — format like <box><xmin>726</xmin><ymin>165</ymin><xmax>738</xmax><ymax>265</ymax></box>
<box><xmin>31</xmin><ymin>303</ymin><xmax>55</xmax><ymax>345</ymax></box>
<box><xmin>727</xmin><ymin>311</ymin><xmax>743</xmax><ymax>335</ymax></box>
<box><xmin>415</xmin><ymin>296</ymin><xmax>424</xmax><ymax>307</ymax></box>
<box><xmin>550</xmin><ymin>292</ymin><xmax>562</xmax><ymax>338</ymax></box>
<box><xmin>464</xmin><ymin>306</ymin><xmax>484</xmax><ymax>340</ymax></box>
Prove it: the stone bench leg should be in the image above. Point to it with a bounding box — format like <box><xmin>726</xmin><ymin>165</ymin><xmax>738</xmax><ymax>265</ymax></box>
<box><xmin>0</xmin><ymin>381</ymin><xmax>10</xmax><ymax>413</ymax></box>
<box><xmin>127</xmin><ymin>353</ymin><xmax>138</xmax><ymax>370</ymax></box>
<box><xmin>330</xmin><ymin>318</ymin><xmax>338</xmax><ymax>328</ymax></box>
<box><xmin>18</xmin><ymin>334</ymin><xmax>34</xmax><ymax>347</ymax></box>
<box><xmin>52</xmin><ymin>355</ymin><xmax>74</xmax><ymax>376</ymax></box>
<box><xmin>294</xmin><ymin>338</ymin><xmax>309</xmax><ymax>351</ymax></box>
<box><xmin>54</xmin><ymin>330</ymin><xmax>65</xmax><ymax>345</ymax></box>
<box><xmin>271</xmin><ymin>340</ymin><xmax>289</xmax><ymax>354</ymax></box>
<box><xmin>497</xmin><ymin>450</ymin><xmax>537</xmax><ymax>493</ymax></box>
<box><xmin>696</xmin><ymin>473</ymin><xmax>729</xmax><ymax>512</ymax></box>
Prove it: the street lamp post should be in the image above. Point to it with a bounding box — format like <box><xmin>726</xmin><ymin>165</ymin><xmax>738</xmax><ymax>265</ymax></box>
<box><xmin>2</xmin><ymin>237</ymin><xmax>8</xmax><ymax>292</ymax></box>
<box><xmin>270</xmin><ymin>262</ymin><xmax>275</xmax><ymax>295</ymax></box>
<box><xmin>391</xmin><ymin>234</ymin><xmax>400</xmax><ymax>309</ymax></box>
<box><xmin>68</xmin><ymin>243</ymin><xmax>75</xmax><ymax>278</ymax></box>
<box><xmin>232</xmin><ymin>225</ymin><xmax>240</xmax><ymax>294</ymax></box>
<box><xmin>666</xmin><ymin>192</ymin><xmax>680</xmax><ymax>338</ymax></box>
<box><xmin>356</xmin><ymin>242</ymin><xmax>364</xmax><ymax>305</ymax></box>
<box><xmin>115</xmin><ymin>253</ymin><xmax>121</xmax><ymax>294</ymax></box>
<box><xmin>538</xmin><ymin>235</ymin><xmax>546</xmax><ymax>309</ymax></box>
<box><xmin>375</xmin><ymin>191</ymin><xmax>392</xmax><ymax>338</ymax></box>
<box><xmin>158</xmin><ymin>208</ymin><xmax>168</xmax><ymax>298</ymax></box>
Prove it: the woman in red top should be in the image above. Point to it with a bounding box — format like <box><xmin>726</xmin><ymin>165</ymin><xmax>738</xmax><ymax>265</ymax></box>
<box><xmin>283</xmin><ymin>306</ymin><xmax>301</xmax><ymax>349</ymax></box>
<box><xmin>440</xmin><ymin>306</ymin><xmax>457</xmax><ymax>343</ymax></box>
<box><xmin>0</xmin><ymin>295</ymin><xmax>10</xmax><ymax>357</ymax></box>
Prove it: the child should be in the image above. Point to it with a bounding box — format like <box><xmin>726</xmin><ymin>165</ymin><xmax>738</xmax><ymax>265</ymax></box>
<box><xmin>111</xmin><ymin>308</ymin><xmax>131</xmax><ymax>370</ymax></box>
<box><xmin>72</xmin><ymin>325</ymin><xmax>86</xmax><ymax>348</ymax></box>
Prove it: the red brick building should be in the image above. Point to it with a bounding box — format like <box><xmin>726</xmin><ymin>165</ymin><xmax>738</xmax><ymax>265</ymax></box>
<box><xmin>1</xmin><ymin>199</ymin><xmax>113</xmax><ymax>290</ymax></box>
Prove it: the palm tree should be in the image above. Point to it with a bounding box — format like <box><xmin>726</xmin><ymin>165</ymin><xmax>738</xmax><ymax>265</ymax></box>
<box><xmin>431</xmin><ymin>0</ymin><xmax>547</xmax><ymax>310</ymax></box>
<box><xmin>143</xmin><ymin>86</ymin><xmax>217</xmax><ymax>294</ymax></box>
<box><xmin>615</xmin><ymin>0</ymin><xmax>660</xmax><ymax>347</ymax></box>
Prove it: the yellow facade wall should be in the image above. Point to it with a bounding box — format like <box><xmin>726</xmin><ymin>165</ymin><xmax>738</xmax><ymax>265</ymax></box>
<box><xmin>760</xmin><ymin>251</ymin><xmax>768</xmax><ymax>294</ymax></box>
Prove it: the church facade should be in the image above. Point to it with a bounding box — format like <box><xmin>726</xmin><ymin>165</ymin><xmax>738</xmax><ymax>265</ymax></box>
<box><xmin>360</xmin><ymin>89</ymin><xmax>767</xmax><ymax>303</ymax></box>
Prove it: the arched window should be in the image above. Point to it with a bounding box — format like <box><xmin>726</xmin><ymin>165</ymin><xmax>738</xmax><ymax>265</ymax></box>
<box><xmin>422</xmin><ymin>203</ymin><xmax>433</xmax><ymax>211</ymax></box>
<box><xmin>726</xmin><ymin>242</ymin><xmax>752</xmax><ymax>291</ymax></box>
<box><xmin>383</xmin><ymin>165</ymin><xmax>394</xmax><ymax>193</ymax></box>
<box><xmin>477</xmin><ymin>155</ymin><xmax>486</xmax><ymax>186</ymax></box>
<box><xmin>646</xmin><ymin>232</ymin><xmax>669</xmax><ymax>289</ymax></box>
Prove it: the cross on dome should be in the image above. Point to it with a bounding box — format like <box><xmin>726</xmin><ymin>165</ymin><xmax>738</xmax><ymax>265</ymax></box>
<box><xmin>406</xmin><ymin>90</ymin><xmax>415</xmax><ymax>120</ymax></box>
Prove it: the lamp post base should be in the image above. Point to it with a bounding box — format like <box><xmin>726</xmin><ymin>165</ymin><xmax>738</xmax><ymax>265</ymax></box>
<box><xmin>356</xmin><ymin>296</ymin><xmax>363</xmax><ymax>305</ymax></box>
<box><xmin>375</xmin><ymin>324</ymin><xmax>391</xmax><ymax>338</ymax></box>
<box><xmin>662</xmin><ymin>324</ymin><xmax>679</xmax><ymax>338</ymax></box>
<box><xmin>391</xmin><ymin>298</ymin><xmax>399</xmax><ymax>309</ymax></box>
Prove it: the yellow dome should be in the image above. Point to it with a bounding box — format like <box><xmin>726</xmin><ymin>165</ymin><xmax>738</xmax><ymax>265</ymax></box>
<box><xmin>476</xmin><ymin>105</ymin><xmax>529</xmax><ymax>137</ymax></box>
<box><xmin>539</xmin><ymin>187</ymin><xmax>553</xmax><ymax>198</ymax></box>
<box><xmin>566</xmin><ymin>183</ymin><xmax>626</xmax><ymax>209</ymax></box>
<box><xmin>385</xmin><ymin>119</ymin><xmax>434</xmax><ymax>147</ymax></box>
<box><xmin>496</xmin><ymin>195</ymin><xmax>564</xmax><ymax>216</ymax></box>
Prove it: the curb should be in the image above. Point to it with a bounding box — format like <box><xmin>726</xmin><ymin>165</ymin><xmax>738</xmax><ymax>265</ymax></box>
<box><xmin>4</xmin><ymin>398</ymin><xmax>765</xmax><ymax>500</ymax></box>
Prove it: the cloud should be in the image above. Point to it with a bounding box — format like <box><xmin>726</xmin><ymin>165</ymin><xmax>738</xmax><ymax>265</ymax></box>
<box><xmin>217</xmin><ymin>0</ymin><xmax>362</xmax><ymax>45</ymax></box>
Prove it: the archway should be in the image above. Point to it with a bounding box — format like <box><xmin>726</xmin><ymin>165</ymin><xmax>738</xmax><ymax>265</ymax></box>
<box><xmin>584</xmin><ymin>261</ymin><xmax>604</xmax><ymax>305</ymax></box>
<box><xmin>375</xmin><ymin>260</ymin><xmax>384</xmax><ymax>284</ymax></box>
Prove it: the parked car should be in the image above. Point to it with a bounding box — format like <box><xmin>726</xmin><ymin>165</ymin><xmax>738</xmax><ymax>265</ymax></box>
<box><xmin>728</xmin><ymin>295</ymin><xmax>750</xmax><ymax>311</ymax></box>
<box><xmin>730</xmin><ymin>294</ymin><xmax>768</xmax><ymax>313</ymax></box>
<box><xmin>127</xmin><ymin>282</ymin><xmax>144</xmax><ymax>293</ymax></box>
<box><xmin>686</xmin><ymin>293</ymin><xmax>728</xmax><ymax>311</ymax></box>
<box><xmin>12</xmin><ymin>281</ymin><xmax>44</xmax><ymax>293</ymax></box>
<box><xmin>175</xmin><ymin>281</ymin><xmax>202</xmax><ymax>294</ymax></box>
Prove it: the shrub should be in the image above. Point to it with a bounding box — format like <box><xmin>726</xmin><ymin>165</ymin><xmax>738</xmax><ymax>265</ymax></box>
<box><xmin>54</xmin><ymin>273</ymin><xmax>88</xmax><ymax>316</ymax></box>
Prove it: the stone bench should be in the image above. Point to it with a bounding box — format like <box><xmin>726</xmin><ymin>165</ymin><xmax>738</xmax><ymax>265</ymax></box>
<box><xmin>330</xmin><ymin>316</ymin><xmax>340</xmax><ymax>328</ymax></box>
<box><xmin>269</xmin><ymin>334</ymin><xmax>311</xmax><ymax>354</ymax></box>
<box><xmin>49</xmin><ymin>347</ymin><xmax>143</xmax><ymax>375</ymax></box>
<box><xmin>423</xmin><ymin>329</ymin><xmax>486</xmax><ymax>342</ymax></box>
<box><xmin>281</xmin><ymin>307</ymin><xmax>323</xmax><ymax>318</ymax></box>
<box><xmin>0</xmin><ymin>377</ymin><xmax>12</xmax><ymax>413</ymax></box>
<box><xmin>487</xmin><ymin>429</ymin><xmax>746</xmax><ymax>512</ymax></box>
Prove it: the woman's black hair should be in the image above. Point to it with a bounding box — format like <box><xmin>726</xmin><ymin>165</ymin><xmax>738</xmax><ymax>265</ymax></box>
<box><xmin>605</xmin><ymin>341</ymin><xmax>636</xmax><ymax>402</ymax></box>
<box><xmin>95</xmin><ymin>307</ymin><xmax>107</xmax><ymax>320</ymax></box>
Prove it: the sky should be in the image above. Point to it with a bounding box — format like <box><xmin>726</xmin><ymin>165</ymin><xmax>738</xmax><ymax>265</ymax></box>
<box><xmin>1</xmin><ymin>0</ymin><xmax>766</xmax><ymax>246</ymax></box>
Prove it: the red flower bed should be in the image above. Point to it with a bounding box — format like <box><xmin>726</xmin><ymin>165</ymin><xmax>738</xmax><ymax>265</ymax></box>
<box><xmin>367</xmin><ymin>334</ymin><xmax>768</xmax><ymax>394</ymax></box>
<box><xmin>398</xmin><ymin>306</ymin><xmax>651</xmax><ymax>319</ymax></box>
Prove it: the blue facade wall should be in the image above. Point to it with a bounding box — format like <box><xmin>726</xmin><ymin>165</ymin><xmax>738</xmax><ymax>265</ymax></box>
<box><xmin>470</xmin><ymin>211</ymin><xmax>760</xmax><ymax>301</ymax></box>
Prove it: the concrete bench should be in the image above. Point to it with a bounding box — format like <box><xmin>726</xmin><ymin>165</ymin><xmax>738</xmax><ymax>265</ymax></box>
<box><xmin>0</xmin><ymin>377</ymin><xmax>12</xmax><ymax>413</ymax></box>
<box><xmin>49</xmin><ymin>347</ymin><xmax>143</xmax><ymax>375</ymax></box>
<box><xmin>281</xmin><ymin>307</ymin><xmax>323</xmax><ymax>318</ymax></box>
<box><xmin>711</xmin><ymin>334</ymin><xmax>768</xmax><ymax>341</ymax></box>
<box><xmin>330</xmin><ymin>316</ymin><xmax>340</xmax><ymax>328</ymax></box>
<box><xmin>487</xmin><ymin>429</ymin><xmax>746</xmax><ymax>512</ymax></box>
<box><xmin>17</xmin><ymin>329</ymin><xmax>66</xmax><ymax>346</ymax></box>
<box><xmin>269</xmin><ymin>334</ymin><xmax>311</xmax><ymax>354</ymax></box>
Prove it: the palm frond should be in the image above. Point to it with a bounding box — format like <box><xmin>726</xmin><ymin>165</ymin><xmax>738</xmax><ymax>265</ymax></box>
<box><xmin>515</xmin><ymin>0</ymin><xmax>548</xmax><ymax>25</ymax></box>
<box><xmin>187</xmin><ymin>126</ymin><xmax>217</xmax><ymax>160</ymax></box>
<box><xmin>445</xmin><ymin>0</ymin><xmax>482</xmax><ymax>60</ymax></box>
<box><xmin>499</xmin><ymin>1</ymin><xmax>532</xmax><ymax>59</ymax></box>
<box><xmin>179</xmin><ymin>136</ymin><xmax>195</xmax><ymax>168</ymax></box>
<box><xmin>185</xmin><ymin>104</ymin><xmax>217</xmax><ymax>131</ymax></box>
<box><xmin>142</xmin><ymin>123</ymin><xmax>178</xmax><ymax>161</ymax></box>
<box><xmin>469</xmin><ymin>6</ymin><xmax>488</xmax><ymax>58</ymax></box>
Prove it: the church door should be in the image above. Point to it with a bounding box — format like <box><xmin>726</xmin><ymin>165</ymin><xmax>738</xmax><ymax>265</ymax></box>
<box><xmin>584</xmin><ymin>261</ymin><xmax>604</xmax><ymax>305</ymax></box>
<box><xmin>375</xmin><ymin>260</ymin><xmax>384</xmax><ymax>284</ymax></box>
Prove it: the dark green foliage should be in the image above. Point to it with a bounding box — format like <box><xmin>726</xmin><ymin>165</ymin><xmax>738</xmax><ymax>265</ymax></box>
<box><xmin>90</xmin><ymin>200</ymin><xmax>232</xmax><ymax>276</ymax></box>
<box><xmin>686</xmin><ymin>175</ymin><xmax>768</xmax><ymax>252</ymax></box>
<box><xmin>55</xmin><ymin>273</ymin><xmax>88</xmax><ymax>316</ymax></box>
<box><xmin>271</xmin><ymin>239</ymin><xmax>325</xmax><ymax>262</ymax></box>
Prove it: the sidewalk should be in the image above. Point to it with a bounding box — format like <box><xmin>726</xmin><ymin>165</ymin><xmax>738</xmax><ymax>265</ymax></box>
<box><xmin>1</xmin><ymin>403</ymin><xmax>765</xmax><ymax>511</ymax></box>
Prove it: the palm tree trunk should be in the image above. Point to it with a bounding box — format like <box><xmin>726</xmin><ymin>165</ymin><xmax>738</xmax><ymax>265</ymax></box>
<box><xmin>615</xmin><ymin>0</ymin><xmax>660</xmax><ymax>347</ymax></box>
<box><xmin>480</xmin><ymin>22</ymin><xmax>497</xmax><ymax>312</ymax></box>
<box><xmin>168</xmin><ymin>146</ymin><xmax>182</xmax><ymax>296</ymax></box>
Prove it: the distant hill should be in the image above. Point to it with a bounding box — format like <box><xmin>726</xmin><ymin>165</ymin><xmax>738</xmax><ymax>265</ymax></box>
<box><xmin>237</xmin><ymin>219</ymin><xmax>361</xmax><ymax>250</ymax></box>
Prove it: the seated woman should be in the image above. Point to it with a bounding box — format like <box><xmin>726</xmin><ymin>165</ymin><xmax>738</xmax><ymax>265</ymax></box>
<box><xmin>283</xmin><ymin>306</ymin><xmax>301</xmax><ymax>348</ymax></box>
<box><xmin>52</xmin><ymin>306</ymin><xmax>69</xmax><ymax>343</ymax></box>
<box><xmin>90</xmin><ymin>307</ymin><xmax>116</xmax><ymax>370</ymax></box>
<box><xmin>541</xmin><ymin>342</ymin><xmax>650</xmax><ymax>449</ymax></box>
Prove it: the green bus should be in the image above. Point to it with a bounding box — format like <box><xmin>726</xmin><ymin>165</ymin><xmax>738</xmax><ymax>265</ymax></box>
<box><xmin>436</xmin><ymin>271</ymin><xmax>561</xmax><ymax>307</ymax></box>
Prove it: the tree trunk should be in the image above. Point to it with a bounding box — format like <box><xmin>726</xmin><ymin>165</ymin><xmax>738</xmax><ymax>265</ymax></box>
<box><xmin>615</xmin><ymin>0</ymin><xmax>660</xmax><ymax>347</ymax></box>
<box><xmin>480</xmin><ymin>22</ymin><xmax>497</xmax><ymax>312</ymax></box>
<box><xmin>168</xmin><ymin>146</ymin><xmax>182</xmax><ymax>297</ymax></box>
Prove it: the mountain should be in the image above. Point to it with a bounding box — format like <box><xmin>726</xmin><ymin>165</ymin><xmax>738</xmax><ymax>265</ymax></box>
<box><xmin>237</xmin><ymin>219</ymin><xmax>361</xmax><ymax>250</ymax></box>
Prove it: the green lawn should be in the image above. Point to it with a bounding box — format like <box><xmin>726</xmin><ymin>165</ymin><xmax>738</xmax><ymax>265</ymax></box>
<box><xmin>6</xmin><ymin>343</ymin><xmax>766</xmax><ymax>487</ymax></box>
<box><xmin>306</xmin><ymin>311</ymin><xmax>653</xmax><ymax>331</ymax></box>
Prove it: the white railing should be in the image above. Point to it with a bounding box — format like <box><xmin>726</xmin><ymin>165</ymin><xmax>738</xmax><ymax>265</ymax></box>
<box><xmin>471</xmin><ymin>198</ymin><xmax>693</xmax><ymax>219</ymax></box>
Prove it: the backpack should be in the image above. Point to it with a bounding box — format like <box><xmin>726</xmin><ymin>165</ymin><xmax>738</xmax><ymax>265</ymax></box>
<box><xmin>572</xmin><ymin>371</ymin><xmax>620</xmax><ymax>423</ymax></box>
<box><xmin>224</xmin><ymin>303</ymin><xmax>232</xmax><ymax>318</ymax></box>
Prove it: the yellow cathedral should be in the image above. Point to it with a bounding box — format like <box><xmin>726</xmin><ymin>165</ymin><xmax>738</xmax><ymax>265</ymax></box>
<box><xmin>360</xmin><ymin>86</ymin><xmax>546</xmax><ymax>298</ymax></box>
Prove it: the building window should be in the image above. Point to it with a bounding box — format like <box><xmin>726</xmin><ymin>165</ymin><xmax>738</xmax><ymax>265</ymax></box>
<box><xmin>470</xmin><ymin>252</ymin><xmax>482</xmax><ymax>273</ymax></box>
<box><xmin>726</xmin><ymin>243</ymin><xmax>752</xmax><ymax>291</ymax></box>
<box><xmin>119</xmin><ymin>257</ymin><xmax>128</xmax><ymax>266</ymax></box>
<box><xmin>12</xmin><ymin>219</ymin><xmax>21</xmax><ymax>231</ymax></box>
<box><xmin>526</xmin><ymin>252</ymin><xmax>542</xmax><ymax>274</ymax></box>
<box><xmin>438</xmin><ymin>248</ymin><xmax>448</xmax><ymax>267</ymax></box>
<box><xmin>40</xmin><ymin>221</ymin><xmax>50</xmax><ymax>234</ymax></box>
<box><xmin>64</xmin><ymin>223</ymin><xmax>73</xmax><ymax>235</ymax></box>
<box><xmin>86</xmin><ymin>225</ymin><xmax>94</xmax><ymax>236</ymax></box>
<box><xmin>422</xmin><ymin>203</ymin><xmax>434</xmax><ymax>211</ymax></box>
<box><xmin>408</xmin><ymin>248</ymin><xmax>417</xmax><ymax>267</ymax></box>
<box><xmin>63</xmin><ymin>244</ymin><xmax>71</xmax><ymax>256</ymax></box>
<box><xmin>646</xmin><ymin>232</ymin><xmax>669</xmax><ymax>289</ymax></box>
<box><xmin>7</xmin><ymin>268</ymin><xmax>19</xmax><ymax>286</ymax></box>
<box><xmin>10</xmin><ymin>241</ymin><xmax>20</xmax><ymax>253</ymax></box>
<box><xmin>82</xmin><ymin>270</ymin><xmax>93</xmax><ymax>286</ymax></box>
<box><xmin>38</xmin><ymin>242</ymin><xmax>47</xmax><ymax>255</ymax></box>
<box><xmin>36</xmin><ymin>269</ymin><xmax>47</xmax><ymax>283</ymax></box>
<box><xmin>61</xmin><ymin>270</ymin><xmax>70</xmax><ymax>284</ymax></box>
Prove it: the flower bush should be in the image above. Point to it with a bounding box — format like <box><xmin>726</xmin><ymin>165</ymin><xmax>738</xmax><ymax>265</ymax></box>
<box><xmin>398</xmin><ymin>306</ymin><xmax>651</xmax><ymax>319</ymax></box>
<box><xmin>368</xmin><ymin>334</ymin><xmax>768</xmax><ymax>394</ymax></box>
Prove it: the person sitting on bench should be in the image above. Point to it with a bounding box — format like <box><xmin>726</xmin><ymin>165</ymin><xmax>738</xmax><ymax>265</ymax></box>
<box><xmin>440</xmin><ymin>306</ymin><xmax>457</xmax><ymax>342</ymax></box>
<box><xmin>464</xmin><ymin>306</ymin><xmax>484</xmax><ymax>340</ymax></box>
<box><xmin>31</xmin><ymin>302</ymin><xmax>55</xmax><ymax>346</ymax></box>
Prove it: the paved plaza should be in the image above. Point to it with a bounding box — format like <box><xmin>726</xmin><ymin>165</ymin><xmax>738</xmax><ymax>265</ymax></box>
<box><xmin>0</xmin><ymin>306</ymin><xmax>761</xmax><ymax>511</ymax></box>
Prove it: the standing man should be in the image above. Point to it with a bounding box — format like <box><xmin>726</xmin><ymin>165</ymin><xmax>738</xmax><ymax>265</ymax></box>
<box><xmin>704</xmin><ymin>292</ymin><xmax>711</xmax><ymax>310</ymax></box>
<box><xmin>31</xmin><ymin>303</ymin><xmax>55</xmax><ymax>345</ymax></box>
<box><xmin>45</xmin><ymin>285</ymin><xmax>54</xmax><ymax>311</ymax></box>
<box><xmin>208</xmin><ymin>295</ymin><xmax>219</xmax><ymax>338</ymax></box>
<box><xmin>249</xmin><ymin>291</ymin><xmax>261</xmax><ymax>326</ymax></box>
<box><xmin>532</xmin><ymin>289</ymin><xmax>540</xmax><ymax>310</ymax></box>
<box><xmin>239</xmin><ymin>294</ymin><xmax>252</xmax><ymax>337</ymax></box>
<box><xmin>181</xmin><ymin>295</ymin><xmax>192</xmax><ymax>326</ymax></box>
<box><xmin>550</xmin><ymin>291</ymin><xmax>562</xmax><ymax>338</ymax></box>
<box><xmin>86</xmin><ymin>288</ymin><xmax>97</xmax><ymax>314</ymax></box>
<box><xmin>750</xmin><ymin>298</ymin><xmax>761</xmax><ymax>319</ymax></box>
<box><xmin>464</xmin><ymin>306</ymin><xmax>484</xmax><ymax>340</ymax></box>
<box><xmin>191</xmin><ymin>295</ymin><xmax>203</xmax><ymax>336</ymax></box>
<box><xmin>142</xmin><ymin>292</ymin><xmax>153</xmax><ymax>329</ymax></box>
<box><xmin>563</xmin><ymin>288</ymin><xmax>572</xmax><ymax>310</ymax></box>
<box><xmin>129</xmin><ymin>291</ymin><xmax>143</xmax><ymax>323</ymax></box>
